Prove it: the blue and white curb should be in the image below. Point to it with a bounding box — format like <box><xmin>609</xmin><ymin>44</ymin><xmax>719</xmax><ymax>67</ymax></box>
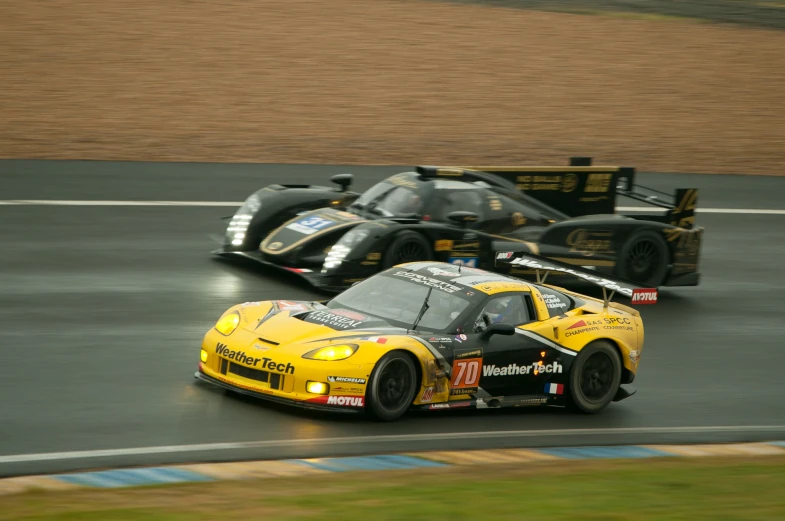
<box><xmin>2</xmin><ymin>442</ymin><xmax>783</xmax><ymax>495</ymax></box>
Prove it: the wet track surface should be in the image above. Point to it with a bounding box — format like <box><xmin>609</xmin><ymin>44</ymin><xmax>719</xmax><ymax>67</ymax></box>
<box><xmin>2</xmin><ymin>160</ymin><xmax>785</xmax><ymax>477</ymax></box>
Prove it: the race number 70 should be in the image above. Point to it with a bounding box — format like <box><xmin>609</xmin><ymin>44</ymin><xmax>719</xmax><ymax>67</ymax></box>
<box><xmin>451</xmin><ymin>358</ymin><xmax>481</xmax><ymax>388</ymax></box>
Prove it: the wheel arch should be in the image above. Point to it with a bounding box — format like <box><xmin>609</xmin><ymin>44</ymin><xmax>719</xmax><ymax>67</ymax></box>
<box><xmin>591</xmin><ymin>337</ymin><xmax>634</xmax><ymax>385</ymax></box>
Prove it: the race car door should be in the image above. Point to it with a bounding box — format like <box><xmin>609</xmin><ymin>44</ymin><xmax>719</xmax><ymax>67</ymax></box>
<box><xmin>451</xmin><ymin>292</ymin><xmax>562</xmax><ymax>398</ymax></box>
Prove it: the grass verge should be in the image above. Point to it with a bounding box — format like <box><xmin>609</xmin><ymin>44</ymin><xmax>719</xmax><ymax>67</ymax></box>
<box><xmin>2</xmin><ymin>456</ymin><xmax>785</xmax><ymax>520</ymax></box>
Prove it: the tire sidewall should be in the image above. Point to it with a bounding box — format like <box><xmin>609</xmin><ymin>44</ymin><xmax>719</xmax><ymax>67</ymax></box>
<box><xmin>568</xmin><ymin>341</ymin><xmax>622</xmax><ymax>414</ymax></box>
<box><xmin>618</xmin><ymin>229</ymin><xmax>670</xmax><ymax>287</ymax></box>
<box><xmin>382</xmin><ymin>231</ymin><xmax>433</xmax><ymax>269</ymax></box>
<box><xmin>366</xmin><ymin>351</ymin><xmax>418</xmax><ymax>422</ymax></box>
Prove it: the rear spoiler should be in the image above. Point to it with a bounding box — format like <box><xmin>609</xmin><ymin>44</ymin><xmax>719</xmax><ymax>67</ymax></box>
<box><xmin>494</xmin><ymin>252</ymin><xmax>658</xmax><ymax>308</ymax></box>
<box><xmin>445</xmin><ymin>157</ymin><xmax>698</xmax><ymax>229</ymax></box>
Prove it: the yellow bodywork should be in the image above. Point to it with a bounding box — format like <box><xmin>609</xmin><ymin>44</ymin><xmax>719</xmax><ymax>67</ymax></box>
<box><xmin>198</xmin><ymin>278</ymin><xmax>643</xmax><ymax>410</ymax></box>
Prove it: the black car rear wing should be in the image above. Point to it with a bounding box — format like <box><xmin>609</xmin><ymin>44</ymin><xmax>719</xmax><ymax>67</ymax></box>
<box><xmin>494</xmin><ymin>251</ymin><xmax>658</xmax><ymax>308</ymax></box>
<box><xmin>448</xmin><ymin>157</ymin><xmax>698</xmax><ymax>230</ymax></box>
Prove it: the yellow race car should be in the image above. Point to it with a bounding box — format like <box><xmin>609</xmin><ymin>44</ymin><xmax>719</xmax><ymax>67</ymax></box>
<box><xmin>194</xmin><ymin>254</ymin><xmax>655</xmax><ymax>421</ymax></box>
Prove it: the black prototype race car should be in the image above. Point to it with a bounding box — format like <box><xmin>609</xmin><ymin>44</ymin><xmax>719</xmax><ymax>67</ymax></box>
<box><xmin>214</xmin><ymin>157</ymin><xmax>703</xmax><ymax>293</ymax></box>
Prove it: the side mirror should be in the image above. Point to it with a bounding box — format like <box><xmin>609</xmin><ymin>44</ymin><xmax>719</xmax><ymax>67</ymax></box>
<box><xmin>331</xmin><ymin>173</ymin><xmax>354</xmax><ymax>192</ymax></box>
<box><xmin>447</xmin><ymin>211</ymin><xmax>478</xmax><ymax>227</ymax></box>
<box><xmin>480</xmin><ymin>322</ymin><xmax>516</xmax><ymax>340</ymax></box>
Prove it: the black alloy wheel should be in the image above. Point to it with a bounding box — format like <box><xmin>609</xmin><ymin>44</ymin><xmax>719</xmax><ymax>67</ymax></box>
<box><xmin>366</xmin><ymin>351</ymin><xmax>418</xmax><ymax>421</ymax></box>
<box><xmin>382</xmin><ymin>231</ymin><xmax>433</xmax><ymax>269</ymax></box>
<box><xmin>618</xmin><ymin>230</ymin><xmax>669</xmax><ymax>287</ymax></box>
<box><xmin>567</xmin><ymin>340</ymin><xmax>622</xmax><ymax>414</ymax></box>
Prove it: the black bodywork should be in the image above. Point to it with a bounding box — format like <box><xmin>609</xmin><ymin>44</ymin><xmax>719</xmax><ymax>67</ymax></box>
<box><xmin>214</xmin><ymin>157</ymin><xmax>703</xmax><ymax>293</ymax></box>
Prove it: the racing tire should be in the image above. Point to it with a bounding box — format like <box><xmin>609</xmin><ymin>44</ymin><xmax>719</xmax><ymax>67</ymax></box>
<box><xmin>566</xmin><ymin>340</ymin><xmax>622</xmax><ymax>414</ymax></box>
<box><xmin>382</xmin><ymin>231</ymin><xmax>433</xmax><ymax>269</ymax></box>
<box><xmin>617</xmin><ymin>230</ymin><xmax>670</xmax><ymax>287</ymax></box>
<box><xmin>365</xmin><ymin>351</ymin><xmax>418</xmax><ymax>422</ymax></box>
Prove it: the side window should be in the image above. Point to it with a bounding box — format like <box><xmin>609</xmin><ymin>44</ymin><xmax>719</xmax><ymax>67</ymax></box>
<box><xmin>471</xmin><ymin>294</ymin><xmax>531</xmax><ymax>333</ymax></box>
<box><xmin>537</xmin><ymin>286</ymin><xmax>574</xmax><ymax>318</ymax></box>
<box><xmin>428</xmin><ymin>189</ymin><xmax>485</xmax><ymax>223</ymax></box>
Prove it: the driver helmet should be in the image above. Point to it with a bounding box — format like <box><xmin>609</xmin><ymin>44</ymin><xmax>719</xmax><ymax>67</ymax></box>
<box><xmin>485</xmin><ymin>297</ymin><xmax>516</xmax><ymax>324</ymax></box>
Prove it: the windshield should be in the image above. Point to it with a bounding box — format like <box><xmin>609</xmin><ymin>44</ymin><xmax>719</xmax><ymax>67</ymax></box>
<box><xmin>349</xmin><ymin>182</ymin><xmax>423</xmax><ymax>217</ymax></box>
<box><xmin>327</xmin><ymin>271</ymin><xmax>472</xmax><ymax>332</ymax></box>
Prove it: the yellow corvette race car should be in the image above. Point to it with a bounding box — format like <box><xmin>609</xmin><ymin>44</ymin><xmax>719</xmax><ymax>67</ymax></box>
<box><xmin>195</xmin><ymin>254</ymin><xmax>656</xmax><ymax>421</ymax></box>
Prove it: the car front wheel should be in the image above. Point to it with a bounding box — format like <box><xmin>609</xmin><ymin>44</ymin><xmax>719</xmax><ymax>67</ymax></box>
<box><xmin>365</xmin><ymin>351</ymin><xmax>418</xmax><ymax>421</ymax></box>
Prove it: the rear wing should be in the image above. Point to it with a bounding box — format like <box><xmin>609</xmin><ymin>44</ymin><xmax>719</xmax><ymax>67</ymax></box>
<box><xmin>494</xmin><ymin>252</ymin><xmax>658</xmax><ymax>308</ymax></box>
<box><xmin>451</xmin><ymin>157</ymin><xmax>698</xmax><ymax>229</ymax></box>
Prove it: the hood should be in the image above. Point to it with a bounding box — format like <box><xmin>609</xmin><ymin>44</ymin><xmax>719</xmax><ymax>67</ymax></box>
<box><xmin>260</xmin><ymin>207</ymin><xmax>368</xmax><ymax>256</ymax></box>
<box><xmin>239</xmin><ymin>300</ymin><xmax>401</xmax><ymax>347</ymax></box>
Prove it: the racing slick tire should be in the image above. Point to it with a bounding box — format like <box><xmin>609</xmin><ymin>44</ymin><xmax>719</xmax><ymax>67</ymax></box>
<box><xmin>567</xmin><ymin>340</ymin><xmax>622</xmax><ymax>414</ymax></box>
<box><xmin>617</xmin><ymin>229</ymin><xmax>670</xmax><ymax>287</ymax></box>
<box><xmin>365</xmin><ymin>351</ymin><xmax>418</xmax><ymax>422</ymax></box>
<box><xmin>382</xmin><ymin>231</ymin><xmax>433</xmax><ymax>269</ymax></box>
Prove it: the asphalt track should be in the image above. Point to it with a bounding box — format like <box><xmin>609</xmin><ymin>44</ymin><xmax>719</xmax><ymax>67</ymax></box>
<box><xmin>2</xmin><ymin>160</ymin><xmax>785</xmax><ymax>478</ymax></box>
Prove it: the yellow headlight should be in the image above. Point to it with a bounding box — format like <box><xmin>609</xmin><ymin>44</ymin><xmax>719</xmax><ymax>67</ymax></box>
<box><xmin>306</xmin><ymin>381</ymin><xmax>330</xmax><ymax>395</ymax></box>
<box><xmin>215</xmin><ymin>312</ymin><xmax>240</xmax><ymax>336</ymax></box>
<box><xmin>302</xmin><ymin>344</ymin><xmax>358</xmax><ymax>361</ymax></box>
<box><xmin>200</xmin><ymin>349</ymin><xmax>208</xmax><ymax>363</ymax></box>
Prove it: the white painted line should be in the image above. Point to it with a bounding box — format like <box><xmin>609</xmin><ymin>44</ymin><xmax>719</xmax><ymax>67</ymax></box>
<box><xmin>1</xmin><ymin>425</ymin><xmax>784</xmax><ymax>464</ymax></box>
<box><xmin>0</xmin><ymin>200</ymin><xmax>242</xmax><ymax>207</ymax></box>
<box><xmin>1</xmin><ymin>200</ymin><xmax>784</xmax><ymax>214</ymax></box>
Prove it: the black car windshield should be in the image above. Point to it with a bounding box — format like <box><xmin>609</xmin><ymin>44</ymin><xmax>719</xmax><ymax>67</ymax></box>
<box><xmin>327</xmin><ymin>271</ymin><xmax>472</xmax><ymax>332</ymax></box>
<box><xmin>349</xmin><ymin>182</ymin><xmax>423</xmax><ymax>217</ymax></box>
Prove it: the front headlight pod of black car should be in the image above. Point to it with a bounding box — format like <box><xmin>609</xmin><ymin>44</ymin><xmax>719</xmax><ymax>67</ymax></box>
<box><xmin>322</xmin><ymin>228</ymin><xmax>370</xmax><ymax>271</ymax></box>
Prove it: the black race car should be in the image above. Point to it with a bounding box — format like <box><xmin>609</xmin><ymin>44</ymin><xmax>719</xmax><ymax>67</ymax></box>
<box><xmin>213</xmin><ymin>157</ymin><xmax>703</xmax><ymax>293</ymax></box>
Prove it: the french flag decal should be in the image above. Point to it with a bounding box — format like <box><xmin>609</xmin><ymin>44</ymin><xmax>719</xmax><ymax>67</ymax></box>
<box><xmin>545</xmin><ymin>383</ymin><xmax>564</xmax><ymax>395</ymax></box>
<box><xmin>365</xmin><ymin>336</ymin><xmax>388</xmax><ymax>344</ymax></box>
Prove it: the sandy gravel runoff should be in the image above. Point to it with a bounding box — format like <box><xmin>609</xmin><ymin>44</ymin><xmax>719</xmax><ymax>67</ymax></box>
<box><xmin>2</xmin><ymin>0</ymin><xmax>784</xmax><ymax>174</ymax></box>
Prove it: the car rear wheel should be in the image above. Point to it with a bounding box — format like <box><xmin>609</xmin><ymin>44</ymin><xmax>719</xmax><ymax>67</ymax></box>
<box><xmin>365</xmin><ymin>351</ymin><xmax>418</xmax><ymax>422</ymax></box>
<box><xmin>567</xmin><ymin>340</ymin><xmax>622</xmax><ymax>414</ymax></box>
<box><xmin>617</xmin><ymin>230</ymin><xmax>670</xmax><ymax>287</ymax></box>
<box><xmin>382</xmin><ymin>231</ymin><xmax>432</xmax><ymax>269</ymax></box>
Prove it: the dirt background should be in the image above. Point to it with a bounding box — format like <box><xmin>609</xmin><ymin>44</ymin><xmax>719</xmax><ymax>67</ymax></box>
<box><xmin>2</xmin><ymin>0</ymin><xmax>785</xmax><ymax>174</ymax></box>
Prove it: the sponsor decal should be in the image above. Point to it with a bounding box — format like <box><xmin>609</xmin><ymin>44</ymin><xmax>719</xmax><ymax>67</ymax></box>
<box><xmin>252</xmin><ymin>343</ymin><xmax>270</xmax><ymax>352</ymax></box>
<box><xmin>428</xmin><ymin>266</ymin><xmax>461</xmax><ymax>277</ymax></box>
<box><xmin>331</xmin><ymin>309</ymin><xmax>368</xmax><ymax>321</ymax></box>
<box><xmin>328</xmin><ymin>376</ymin><xmax>366</xmax><ymax>384</ymax></box>
<box><xmin>566</xmin><ymin>229</ymin><xmax>613</xmax><ymax>257</ymax></box>
<box><xmin>496</xmin><ymin>251</ymin><xmax>514</xmax><ymax>260</ymax></box>
<box><xmin>544</xmin><ymin>383</ymin><xmax>565</xmax><ymax>395</ymax></box>
<box><xmin>429</xmin><ymin>401</ymin><xmax>471</xmax><ymax>410</ymax></box>
<box><xmin>275</xmin><ymin>300</ymin><xmax>309</xmax><ymax>312</ymax></box>
<box><xmin>421</xmin><ymin>387</ymin><xmax>436</xmax><ymax>402</ymax></box>
<box><xmin>363</xmin><ymin>336</ymin><xmax>388</xmax><ymax>344</ymax></box>
<box><xmin>629</xmin><ymin>350</ymin><xmax>641</xmax><ymax>364</ymax></box>
<box><xmin>514</xmin><ymin>175</ymin><xmax>563</xmax><ymax>191</ymax></box>
<box><xmin>454</xmin><ymin>334</ymin><xmax>467</xmax><ymax>343</ymax></box>
<box><xmin>565</xmin><ymin>325</ymin><xmax>600</xmax><ymax>337</ymax></box>
<box><xmin>543</xmin><ymin>294</ymin><xmax>568</xmax><ymax>310</ymax></box>
<box><xmin>517</xmin><ymin>397</ymin><xmax>548</xmax><ymax>406</ymax></box>
<box><xmin>429</xmin><ymin>336</ymin><xmax>453</xmax><ymax>344</ymax></box>
<box><xmin>449</xmin><ymin>257</ymin><xmax>478</xmax><ymax>268</ymax></box>
<box><xmin>483</xmin><ymin>362</ymin><xmax>563</xmax><ymax>376</ymax></box>
<box><xmin>561</xmin><ymin>173</ymin><xmax>578</xmax><ymax>193</ymax></box>
<box><xmin>567</xmin><ymin>320</ymin><xmax>588</xmax><ymax>330</ymax></box>
<box><xmin>585</xmin><ymin>173</ymin><xmax>613</xmax><ymax>193</ymax></box>
<box><xmin>308</xmin><ymin>395</ymin><xmax>365</xmax><ymax>407</ymax></box>
<box><xmin>509</xmin><ymin>257</ymin><xmax>635</xmax><ymax>297</ymax></box>
<box><xmin>434</xmin><ymin>239</ymin><xmax>454</xmax><ymax>252</ymax></box>
<box><xmin>392</xmin><ymin>270</ymin><xmax>462</xmax><ymax>294</ymax></box>
<box><xmin>305</xmin><ymin>310</ymin><xmax>366</xmax><ymax>329</ymax></box>
<box><xmin>333</xmin><ymin>386</ymin><xmax>365</xmax><ymax>393</ymax></box>
<box><xmin>268</xmin><ymin>242</ymin><xmax>283</xmax><ymax>251</ymax></box>
<box><xmin>286</xmin><ymin>216</ymin><xmax>335</xmax><ymax>235</ymax></box>
<box><xmin>631</xmin><ymin>289</ymin><xmax>658</xmax><ymax>304</ymax></box>
<box><xmin>215</xmin><ymin>343</ymin><xmax>295</xmax><ymax>374</ymax></box>
<box><xmin>511</xmin><ymin>212</ymin><xmax>526</xmax><ymax>226</ymax></box>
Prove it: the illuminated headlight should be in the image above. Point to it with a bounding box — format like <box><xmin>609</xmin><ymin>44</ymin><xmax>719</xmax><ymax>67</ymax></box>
<box><xmin>200</xmin><ymin>349</ymin><xmax>208</xmax><ymax>363</ymax></box>
<box><xmin>306</xmin><ymin>381</ymin><xmax>330</xmax><ymax>395</ymax></box>
<box><xmin>321</xmin><ymin>229</ymin><xmax>369</xmax><ymax>272</ymax></box>
<box><xmin>214</xmin><ymin>311</ymin><xmax>240</xmax><ymax>336</ymax></box>
<box><xmin>225</xmin><ymin>194</ymin><xmax>261</xmax><ymax>246</ymax></box>
<box><xmin>302</xmin><ymin>344</ymin><xmax>358</xmax><ymax>361</ymax></box>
